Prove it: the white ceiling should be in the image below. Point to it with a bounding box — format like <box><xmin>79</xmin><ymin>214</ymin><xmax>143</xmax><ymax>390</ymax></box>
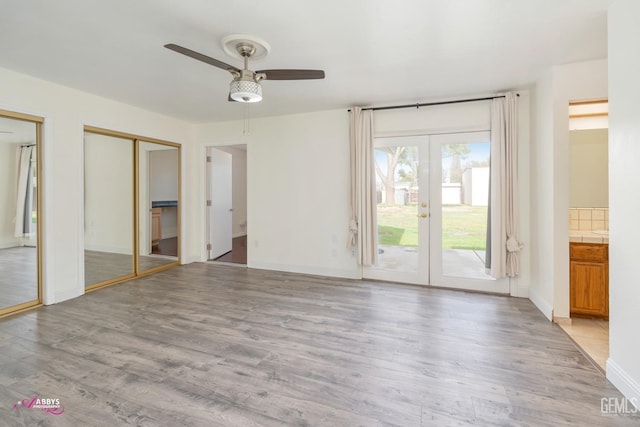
<box><xmin>0</xmin><ymin>0</ymin><xmax>612</xmax><ymax>123</ymax></box>
<box><xmin>0</xmin><ymin>116</ymin><xmax>36</xmax><ymax>145</ymax></box>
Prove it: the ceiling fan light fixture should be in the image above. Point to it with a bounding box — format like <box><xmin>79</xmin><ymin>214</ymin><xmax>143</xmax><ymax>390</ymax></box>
<box><xmin>229</xmin><ymin>79</ymin><xmax>262</xmax><ymax>103</ymax></box>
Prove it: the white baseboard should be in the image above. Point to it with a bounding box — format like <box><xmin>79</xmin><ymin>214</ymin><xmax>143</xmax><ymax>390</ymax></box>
<box><xmin>528</xmin><ymin>287</ymin><xmax>553</xmax><ymax>321</ymax></box>
<box><xmin>607</xmin><ymin>359</ymin><xmax>640</xmax><ymax>411</ymax></box>
<box><xmin>232</xmin><ymin>232</ymin><xmax>247</xmax><ymax>239</ymax></box>
<box><xmin>248</xmin><ymin>261</ymin><xmax>361</xmax><ymax>280</ymax></box>
<box><xmin>509</xmin><ymin>278</ymin><xmax>529</xmax><ymax>298</ymax></box>
<box><xmin>0</xmin><ymin>239</ymin><xmax>21</xmax><ymax>249</ymax></box>
<box><xmin>84</xmin><ymin>244</ymin><xmax>131</xmax><ymax>254</ymax></box>
<box><xmin>182</xmin><ymin>255</ymin><xmax>201</xmax><ymax>264</ymax></box>
<box><xmin>51</xmin><ymin>288</ymin><xmax>84</xmax><ymax>305</ymax></box>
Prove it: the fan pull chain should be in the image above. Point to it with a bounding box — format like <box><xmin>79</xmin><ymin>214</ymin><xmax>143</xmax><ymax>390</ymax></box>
<box><xmin>243</xmin><ymin>104</ymin><xmax>251</xmax><ymax>135</ymax></box>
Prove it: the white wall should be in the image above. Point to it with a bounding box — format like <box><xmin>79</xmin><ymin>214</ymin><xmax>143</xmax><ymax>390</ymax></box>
<box><xmin>0</xmin><ymin>66</ymin><xmax>193</xmax><ymax>304</ymax></box>
<box><xmin>374</xmin><ymin>100</ymin><xmax>491</xmax><ymax>136</ymax></box>
<box><xmin>529</xmin><ymin>59</ymin><xmax>608</xmax><ymax>320</ymax></box>
<box><xmin>0</xmin><ymin>142</ymin><xmax>19</xmax><ymax>248</ymax></box>
<box><xmin>150</xmin><ymin>149</ymin><xmax>178</xmax><ymax>201</ymax></box>
<box><xmin>196</xmin><ymin>110</ymin><xmax>360</xmax><ymax>279</ymax></box>
<box><xmin>569</xmin><ymin>128</ymin><xmax>608</xmax><ymax>208</ymax></box>
<box><xmin>607</xmin><ymin>0</ymin><xmax>640</xmax><ymax>408</ymax></box>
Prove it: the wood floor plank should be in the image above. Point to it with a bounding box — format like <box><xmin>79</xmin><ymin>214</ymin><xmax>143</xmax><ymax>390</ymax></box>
<box><xmin>0</xmin><ymin>263</ymin><xmax>638</xmax><ymax>426</ymax></box>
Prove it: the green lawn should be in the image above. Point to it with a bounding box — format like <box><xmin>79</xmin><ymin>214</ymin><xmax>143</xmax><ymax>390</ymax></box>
<box><xmin>377</xmin><ymin>204</ymin><xmax>487</xmax><ymax>250</ymax></box>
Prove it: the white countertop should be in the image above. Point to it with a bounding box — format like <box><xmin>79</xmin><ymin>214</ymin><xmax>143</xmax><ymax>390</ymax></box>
<box><xmin>569</xmin><ymin>231</ymin><xmax>609</xmax><ymax>244</ymax></box>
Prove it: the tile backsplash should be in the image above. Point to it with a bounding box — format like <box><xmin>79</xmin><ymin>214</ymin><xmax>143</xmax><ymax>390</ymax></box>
<box><xmin>569</xmin><ymin>208</ymin><xmax>609</xmax><ymax>231</ymax></box>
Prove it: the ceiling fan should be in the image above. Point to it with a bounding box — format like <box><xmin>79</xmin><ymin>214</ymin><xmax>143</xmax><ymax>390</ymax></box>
<box><xmin>164</xmin><ymin>35</ymin><xmax>325</xmax><ymax>103</ymax></box>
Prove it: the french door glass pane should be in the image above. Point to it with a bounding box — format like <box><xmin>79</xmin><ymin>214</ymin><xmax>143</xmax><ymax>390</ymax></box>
<box><xmin>440</xmin><ymin>140</ymin><xmax>492</xmax><ymax>279</ymax></box>
<box><xmin>375</xmin><ymin>144</ymin><xmax>419</xmax><ymax>273</ymax></box>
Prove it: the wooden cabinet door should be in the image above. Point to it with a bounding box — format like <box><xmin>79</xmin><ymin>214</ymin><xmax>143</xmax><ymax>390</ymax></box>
<box><xmin>570</xmin><ymin>260</ymin><xmax>608</xmax><ymax>317</ymax></box>
<box><xmin>151</xmin><ymin>208</ymin><xmax>162</xmax><ymax>245</ymax></box>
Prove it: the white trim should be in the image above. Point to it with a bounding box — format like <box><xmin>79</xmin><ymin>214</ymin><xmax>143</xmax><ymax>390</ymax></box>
<box><xmin>607</xmin><ymin>358</ymin><xmax>640</xmax><ymax>411</ymax></box>
<box><xmin>0</xmin><ymin>239</ymin><xmax>21</xmax><ymax>249</ymax></box>
<box><xmin>249</xmin><ymin>261</ymin><xmax>361</xmax><ymax>280</ymax></box>
<box><xmin>528</xmin><ymin>287</ymin><xmax>553</xmax><ymax>321</ymax></box>
<box><xmin>51</xmin><ymin>288</ymin><xmax>83</xmax><ymax>305</ymax></box>
<box><xmin>509</xmin><ymin>277</ymin><xmax>529</xmax><ymax>298</ymax></box>
<box><xmin>232</xmin><ymin>232</ymin><xmax>247</xmax><ymax>239</ymax></box>
<box><xmin>182</xmin><ymin>255</ymin><xmax>201</xmax><ymax>264</ymax></box>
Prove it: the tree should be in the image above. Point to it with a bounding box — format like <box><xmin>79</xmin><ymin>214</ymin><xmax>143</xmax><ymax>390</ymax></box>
<box><xmin>442</xmin><ymin>144</ymin><xmax>471</xmax><ymax>183</ymax></box>
<box><xmin>375</xmin><ymin>146</ymin><xmax>404</xmax><ymax>204</ymax></box>
<box><xmin>397</xmin><ymin>146</ymin><xmax>418</xmax><ymax>187</ymax></box>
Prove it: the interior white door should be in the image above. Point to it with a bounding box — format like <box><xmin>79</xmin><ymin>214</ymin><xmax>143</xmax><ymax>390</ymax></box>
<box><xmin>207</xmin><ymin>147</ymin><xmax>233</xmax><ymax>260</ymax></box>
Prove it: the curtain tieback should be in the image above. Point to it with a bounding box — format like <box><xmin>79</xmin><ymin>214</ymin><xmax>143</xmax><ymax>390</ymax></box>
<box><xmin>506</xmin><ymin>236</ymin><xmax>523</xmax><ymax>252</ymax></box>
<box><xmin>348</xmin><ymin>219</ymin><xmax>359</xmax><ymax>248</ymax></box>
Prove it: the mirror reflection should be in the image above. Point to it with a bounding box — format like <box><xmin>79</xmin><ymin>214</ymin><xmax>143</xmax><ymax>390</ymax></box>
<box><xmin>84</xmin><ymin>132</ymin><xmax>135</xmax><ymax>287</ymax></box>
<box><xmin>0</xmin><ymin>115</ymin><xmax>39</xmax><ymax>310</ymax></box>
<box><xmin>138</xmin><ymin>141</ymin><xmax>179</xmax><ymax>272</ymax></box>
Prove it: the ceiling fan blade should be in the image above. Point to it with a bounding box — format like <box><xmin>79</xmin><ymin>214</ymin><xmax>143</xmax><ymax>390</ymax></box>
<box><xmin>257</xmin><ymin>69</ymin><xmax>325</xmax><ymax>80</ymax></box>
<box><xmin>164</xmin><ymin>43</ymin><xmax>239</xmax><ymax>73</ymax></box>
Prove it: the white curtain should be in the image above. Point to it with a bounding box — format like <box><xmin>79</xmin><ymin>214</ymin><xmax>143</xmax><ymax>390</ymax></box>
<box><xmin>489</xmin><ymin>93</ymin><xmax>522</xmax><ymax>278</ymax></box>
<box><xmin>348</xmin><ymin>107</ymin><xmax>377</xmax><ymax>266</ymax></box>
<box><xmin>14</xmin><ymin>145</ymin><xmax>35</xmax><ymax>239</ymax></box>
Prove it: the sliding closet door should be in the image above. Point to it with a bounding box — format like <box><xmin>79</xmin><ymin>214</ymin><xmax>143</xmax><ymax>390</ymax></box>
<box><xmin>83</xmin><ymin>127</ymin><xmax>180</xmax><ymax>290</ymax></box>
<box><xmin>137</xmin><ymin>140</ymin><xmax>180</xmax><ymax>274</ymax></box>
<box><xmin>84</xmin><ymin>131</ymin><xmax>135</xmax><ymax>289</ymax></box>
<box><xmin>0</xmin><ymin>111</ymin><xmax>43</xmax><ymax>316</ymax></box>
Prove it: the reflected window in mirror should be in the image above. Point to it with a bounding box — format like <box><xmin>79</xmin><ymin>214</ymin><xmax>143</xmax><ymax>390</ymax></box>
<box><xmin>0</xmin><ymin>111</ymin><xmax>43</xmax><ymax>315</ymax></box>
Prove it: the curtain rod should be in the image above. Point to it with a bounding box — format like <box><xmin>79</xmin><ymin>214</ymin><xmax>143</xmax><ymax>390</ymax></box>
<box><xmin>20</xmin><ymin>143</ymin><xmax>35</xmax><ymax>147</ymax></box>
<box><xmin>349</xmin><ymin>94</ymin><xmax>518</xmax><ymax>112</ymax></box>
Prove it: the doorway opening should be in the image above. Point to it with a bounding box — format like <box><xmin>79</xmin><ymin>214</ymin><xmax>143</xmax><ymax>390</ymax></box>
<box><xmin>206</xmin><ymin>145</ymin><xmax>247</xmax><ymax>265</ymax></box>
<box><xmin>560</xmin><ymin>99</ymin><xmax>609</xmax><ymax>372</ymax></box>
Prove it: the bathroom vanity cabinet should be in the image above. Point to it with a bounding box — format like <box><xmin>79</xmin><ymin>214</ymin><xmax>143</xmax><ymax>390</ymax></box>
<box><xmin>569</xmin><ymin>242</ymin><xmax>609</xmax><ymax>319</ymax></box>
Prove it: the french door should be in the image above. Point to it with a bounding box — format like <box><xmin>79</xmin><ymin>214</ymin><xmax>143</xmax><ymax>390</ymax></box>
<box><xmin>364</xmin><ymin>132</ymin><xmax>509</xmax><ymax>293</ymax></box>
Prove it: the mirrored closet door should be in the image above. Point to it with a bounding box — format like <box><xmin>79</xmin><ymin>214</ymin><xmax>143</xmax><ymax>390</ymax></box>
<box><xmin>0</xmin><ymin>110</ymin><xmax>43</xmax><ymax>316</ymax></box>
<box><xmin>84</xmin><ymin>131</ymin><xmax>135</xmax><ymax>289</ymax></box>
<box><xmin>84</xmin><ymin>127</ymin><xmax>180</xmax><ymax>290</ymax></box>
<box><xmin>138</xmin><ymin>141</ymin><xmax>180</xmax><ymax>273</ymax></box>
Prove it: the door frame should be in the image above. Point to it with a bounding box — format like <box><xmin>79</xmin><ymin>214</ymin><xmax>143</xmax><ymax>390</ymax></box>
<box><xmin>364</xmin><ymin>131</ymin><xmax>510</xmax><ymax>294</ymax></box>
<box><xmin>364</xmin><ymin>135</ymin><xmax>430</xmax><ymax>285</ymax></box>
<box><xmin>204</xmin><ymin>144</ymin><xmax>248</xmax><ymax>265</ymax></box>
<box><xmin>206</xmin><ymin>147</ymin><xmax>233</xmax><ymax>260</ymax></box>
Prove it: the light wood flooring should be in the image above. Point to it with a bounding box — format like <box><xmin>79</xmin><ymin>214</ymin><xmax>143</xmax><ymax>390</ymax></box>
<box><xmin>85</xmin><ymin>250</ymin><xmax>177</xmax><ymax>287</ymax></box>
<box><xmin>0</xmin><ymin>246</ymin><xmax>38</xmax><ymax>309</ymax></box>
<box><xmin>1</xmin><ymin>263</ymin><xmax>638</xmax><ymax>426</ymax></box>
